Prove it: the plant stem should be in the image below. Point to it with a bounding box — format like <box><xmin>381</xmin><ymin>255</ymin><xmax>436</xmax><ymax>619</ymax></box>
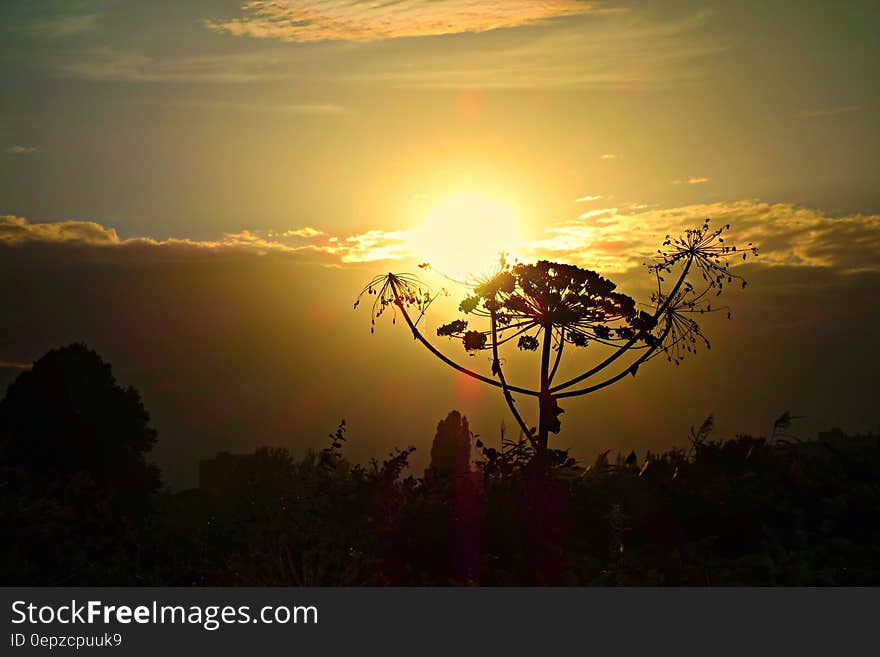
<box><xmin>548</xmin><ymin>331</ymin><xmax>564</xmax><ymax>385</ymax></box>
<box><xmin>390</xmin><ymin>281</ymin><xmax>540</xmax><ymax>398</ymax></box>
<box><xmin>490</xmin><ymin>304</ymin><xmax>537</xmax><ymax>449</ymax></box>
<box><xmin>538</xmin><ymin>324</ymin><xmax>553</xmax><ymax>451</ymax></box>
<box><xmin>556</xmin><ymin>316</ymin><xmax>674</xmax><ymax>399</ymax></box>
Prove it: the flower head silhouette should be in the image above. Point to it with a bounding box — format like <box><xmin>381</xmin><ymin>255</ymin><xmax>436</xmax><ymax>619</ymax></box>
<box><xmin>354</xmin><ymin>219</ymin><xmax>757</xmax><ymax>456</ymax></box>
<box><xmin>354</xmin><ymin>272</ymin><xmax>433</xmax><ymax>333</ymax></box>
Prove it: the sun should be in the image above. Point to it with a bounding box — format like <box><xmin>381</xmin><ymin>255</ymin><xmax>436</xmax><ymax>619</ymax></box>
<box><xmin>407</xmin><ymin>194</ymin><xmax>523</xmax><ymax>279</ymax></box>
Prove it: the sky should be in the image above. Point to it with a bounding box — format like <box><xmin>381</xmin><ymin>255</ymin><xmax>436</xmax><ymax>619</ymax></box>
<box><xmin>1</xmin><ymin>0</ymin><xmax>878</xmax><ymax>486</ymax></box>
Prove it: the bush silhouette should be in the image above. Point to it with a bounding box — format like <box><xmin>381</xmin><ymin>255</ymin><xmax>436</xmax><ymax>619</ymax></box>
<box><xmin>2</xmin><ymin>346</ymin><xmax>877</xmax><ymax>586</ymax></box>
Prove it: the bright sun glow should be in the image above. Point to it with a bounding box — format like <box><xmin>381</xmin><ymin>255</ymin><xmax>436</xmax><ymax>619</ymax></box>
<box><xmin>408</xmin><ymin>194</ymin><xmax>523</xmax><ymax>279</ymax></box>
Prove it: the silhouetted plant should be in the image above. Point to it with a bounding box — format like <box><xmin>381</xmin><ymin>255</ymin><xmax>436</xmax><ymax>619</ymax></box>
<box><xmin>356</xmin><ymin>220</ymin><xmax>757</xmax><ymax>456</ymax></box>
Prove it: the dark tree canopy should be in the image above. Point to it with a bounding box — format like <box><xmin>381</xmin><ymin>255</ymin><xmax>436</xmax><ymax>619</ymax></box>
<box><xmin>0</xmin><ymin>343</ymin><xmax>160</xmax><ymax>504</ymax></box>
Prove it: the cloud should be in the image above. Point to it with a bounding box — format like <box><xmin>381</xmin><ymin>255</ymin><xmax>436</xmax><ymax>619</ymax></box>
<box><xmin>576</xmin><ymin>195</ymin><xmax>603</xmax><ymax>203</ymax></box>
<box><xmin>578</xmin><ymin>208</ymin><xmax>616</xmax><ymax>220</ymax></box>
<box><xmin>59</xmin><ymin>47</ymin><xmax>286</xmax><ymax>83</ymax></box>
<box><xmin>0</xmin><ymin>216</ymin><xmax>411</xmax><ymax>265</ymax></box>
<box><xmin>147</xmin><ymin>99</ymin><xmax>350</xmax><ymax>115</ymax></box>
<box><xmin>23</xmin><ymin>14</ymin><xmax>98</xmax><ymax>38</ymax></box>
<box><xmin>523</xmin><ymin>200</ymin><xmax>880</xmax><ymax>275</ymax></box>
<box><xmin>43</xmin><ymin>7</ymin><xmax>723</xmax><ymax>91</ymax></box>
<box><xmin>0</xmin><ymin>215</ymin><xmax>119</xmax><ymax>245</ymax></box>
<box><xmin>793</xmin><ymin>105</ymin><xmax>861</xmax><ymax>119</ymax></box>
<box><xmin>600</xmin><ymin>153</ymin><xmax>617</xmax><ymax>160</ymax></box>
<box><xmin>277</xmin><ymin>227</ymin><xmax>325</xmax><ymax>238</ymax></box>
<box><xmin>205</xmin><ymin>1</ymin><xmax>599</xmax><ymax>43</ymax></box>
<box><xmin>318</xmin><ymin>230</ymin><xmax>413</xmax><ymax>263</ymax></box>
<box><xmin>263</xmin><ymin>103</ymin><xmax>348</xmax><ymax>115</ymax></box>
<box><xmin>4</xmin><ymin>146</ymin><xmax>39</xmax><ymax>155</ymax></box>
<box><xmin>361</xmin><ymin>9</ymin><xmax>723</xmax><ymax>91</ymax></box>
<box><xmin>341</xmin><ymin>9</ymin><xmax>725</xmax><ymax>90</ymax></box>
<box><xmin>672</xmin><ymin>177</ymin><xmax>709</xmax><ymax>185</ymax></box>
<box><xmin>7</xmin><ymin>198</ymin><xmax>878</xmax><ymax>276</ymax></box>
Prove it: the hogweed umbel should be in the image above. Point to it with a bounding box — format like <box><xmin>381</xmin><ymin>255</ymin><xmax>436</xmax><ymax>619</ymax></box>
<box><xmin>355</xmin><ymin>220</ymin><xmax>757</xmax><ymax>456</ymax></box>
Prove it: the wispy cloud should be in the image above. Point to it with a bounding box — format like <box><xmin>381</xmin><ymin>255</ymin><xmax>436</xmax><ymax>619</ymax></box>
<box><xmin>205</xmin><ymin>1</ymin><xmax>600</xmax><ymax>43</ymax></box>
<box><xmin>45</xmin><ymin>7</ymin><xmax>722</xmax><ymax>90</ymax></box>
<box><xmin>672</xmin><ymin>176</ymin><xmax>709</xmax><ymax>185</ymax></box>
<box><xmin>59</xmin><ymin>47</ymin><xmax>286</xmax><ymax>83</ymax></box>
<box><xmin>576</xmin><ymin>195</ymin><xmax>603</xmax><ymax>203</ymax></box>
<box><xmin>337</xmin><ymin>9</ymin><xmax>725</xmax><ymax>90</ymax></box>
<box><xmin>793</xmin><ymin>105</ymin><xmax>861</xmax><ymax>119</ymax></box>
<box><xmin>276</xmin><ymin>227</ymin><xmax>325</xmax><ymax>238</ymax></box>
<box><xmin>23</xmin><ymin>14</ymin><xmax>98</xmax><ymax>38</ymax></box>
<box><xmin>578</xmin><ymin>208</ymin><xmax>617</xmax><ymax>220</ymax></box>
<box><xmin>4</xmin><ymin>145</ymin><xmax>39</xmax><ymax>155</ymax></box>
<box><xmin>146</xmin><ymin>99</ymin><xmax>350</xmax><ymax>115</ymax></box>
<box><xmin>600</xmin><ymin>153</ymin><xmax>617</xmax><ymax>160</ymax></box>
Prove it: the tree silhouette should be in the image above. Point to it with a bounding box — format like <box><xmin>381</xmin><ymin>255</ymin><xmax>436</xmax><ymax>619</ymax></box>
<box><xmin>0</xmin><ymin>343</ymin><xmax>160</xmax><ymax>507</ymax></box>
<box><xmin>356</xmin><ymin>220</ymin><xmax>757</xmax><ymax>457</ymax></box>
<box><xmin>428</xmin><ymin>410</ymin><xmax>472</xmax><ymax>477</ymax></box>
<box><xmin>0</xmin><ymin>343</ymin><xmax>161</xmax><ymax>583</ymax></box>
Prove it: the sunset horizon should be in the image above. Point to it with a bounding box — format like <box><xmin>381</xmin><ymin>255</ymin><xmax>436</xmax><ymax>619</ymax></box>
<box><xmin>1</xmin><ymin>1</ymin><xmax>879</xmax><ymax>595</ymax></box>
<box><xmin>3</xmin><ymin>1</ymin><xmax>878</xmax><ymax>487</ymax></box>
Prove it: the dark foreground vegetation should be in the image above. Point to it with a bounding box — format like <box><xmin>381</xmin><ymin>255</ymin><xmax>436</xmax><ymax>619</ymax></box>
<box><xmin>2</xmin><ymin>344</ymin><xmax>879</xmax><ymax>585</ymax></box>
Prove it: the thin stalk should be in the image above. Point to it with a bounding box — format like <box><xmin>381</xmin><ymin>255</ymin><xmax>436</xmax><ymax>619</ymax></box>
<box><xmin>390</xmin><ymin>281</ymin><xmax>540</xmax><ymax>398</ymax></box>
<box><xmin>537</xmin><ymin>324</ymin><xmax>553</xmax><ymax>451</ymax></box>
<box><xmin>548</xmin><ymin>331</ymin><xmax>564</xmax><ymax>385</ymax></box>
<box><xmin>556</xmin><ymin>318</ymin><xmax>674</xmax><ymax>399</ymax></box>
<box><xmin>490</xmin><ymin>304</ymin><xmax>537</xmax><ymax>449</ymax></box>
